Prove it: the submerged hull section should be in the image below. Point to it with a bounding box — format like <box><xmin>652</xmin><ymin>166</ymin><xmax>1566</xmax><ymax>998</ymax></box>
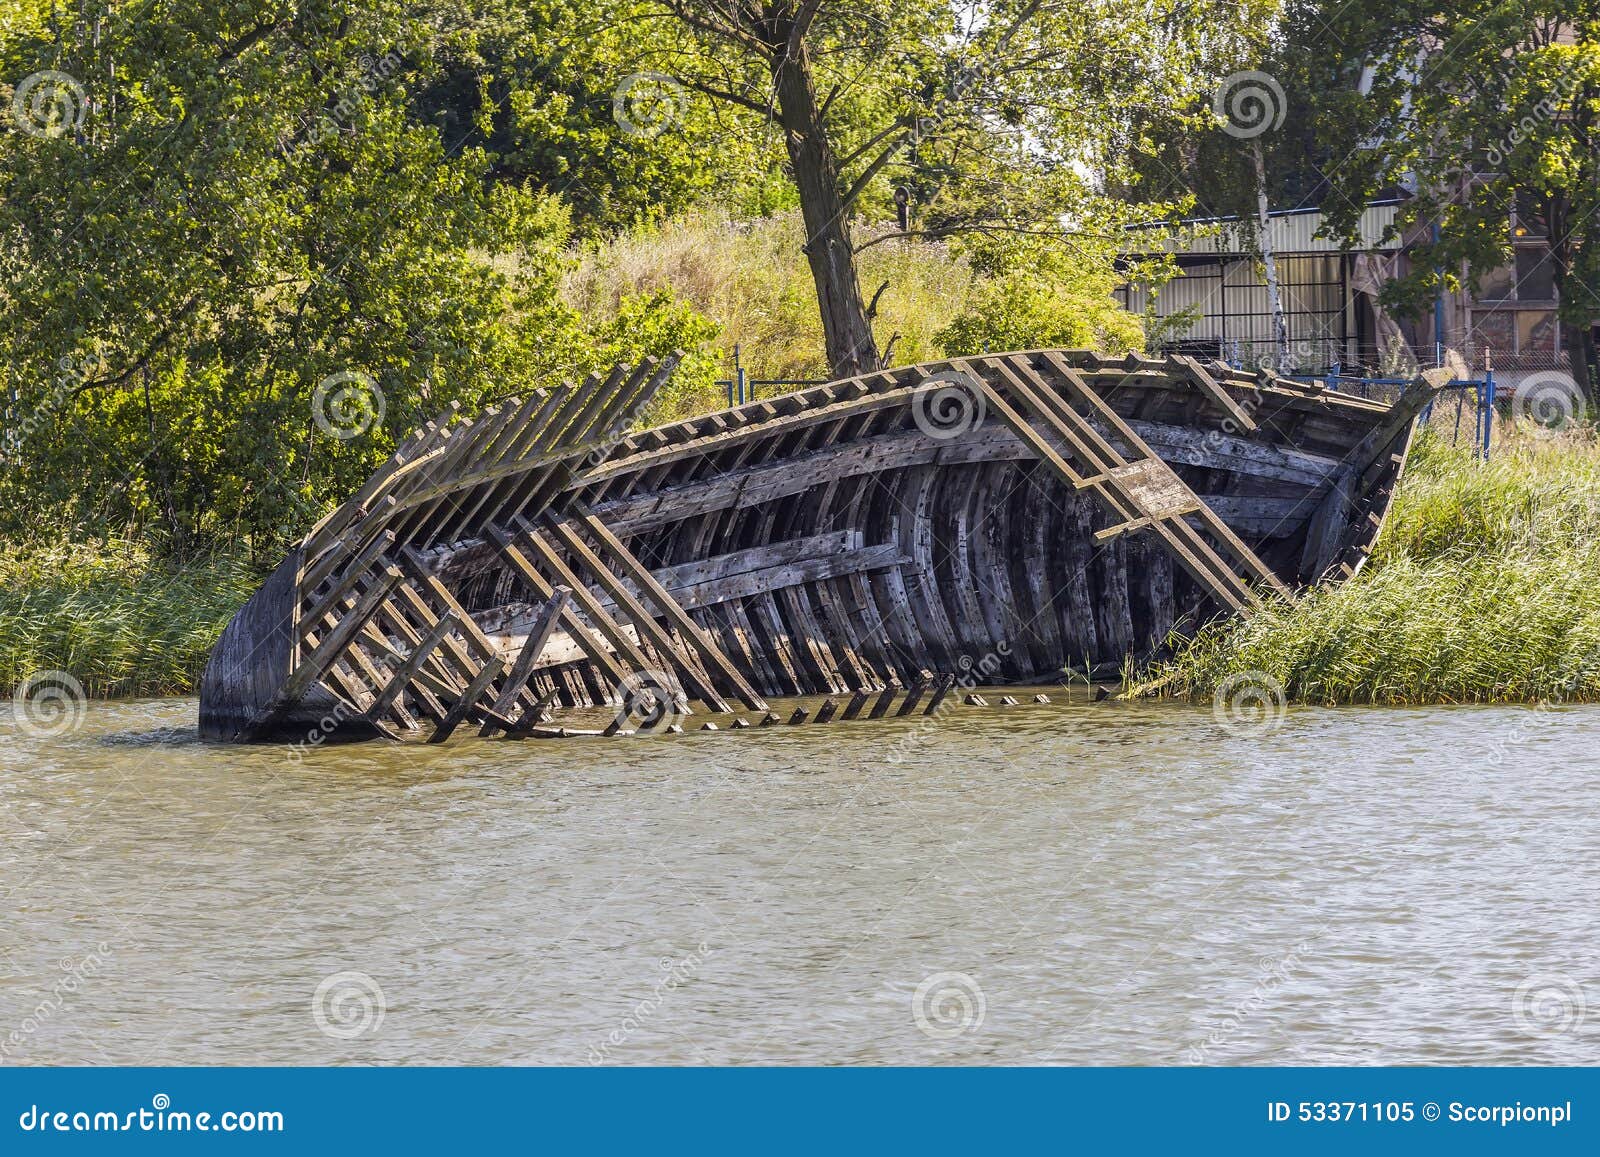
<box><xmin>200</xmin><ymin>350</ymin><xmax>1435</xmax><ymax>742</ymax></box>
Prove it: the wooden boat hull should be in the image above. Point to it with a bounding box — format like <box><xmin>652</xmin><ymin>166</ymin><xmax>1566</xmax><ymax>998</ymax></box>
<box><xmin>199</xmin><ymin>351</ymin><xmax>1437</xmax><ymax>742</ymax></box>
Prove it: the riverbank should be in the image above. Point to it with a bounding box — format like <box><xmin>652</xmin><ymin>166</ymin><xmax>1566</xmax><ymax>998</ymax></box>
<box><xmin>1145</xmin><ymin>426</ymin><xmax>1600</xmax><ymax>704</ymax></box>
<box><xmin>0</xmin><ymin>540</ymin><xmax>261</xmax><ymax>698</ymax></box>
<box><xmin>4</xmin><ymin>426</ymin><xmax>1597</xmax><ymax>705</ymax></box>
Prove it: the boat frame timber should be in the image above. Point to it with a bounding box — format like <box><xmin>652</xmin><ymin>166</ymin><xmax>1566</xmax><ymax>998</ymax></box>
<box><xmin>199</xmin><ymin>350</ymin><xmax>1446</xmax><ymax>743</ymax></box>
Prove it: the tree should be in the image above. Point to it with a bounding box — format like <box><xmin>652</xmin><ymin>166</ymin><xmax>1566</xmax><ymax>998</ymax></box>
<box><xmin>1288</xmin><ymin>1</ymin><xmax>1600</xmax><ymax>402</ymax></box>
<box><xmin>642</xmin><ymin>1</ymin><xmax>1261</xmax><ymax>378</ymax></box>
<box><xmin>0</xmin><ymin>0</ymin><xmax>707</xmax><ymax>555</ymax></box>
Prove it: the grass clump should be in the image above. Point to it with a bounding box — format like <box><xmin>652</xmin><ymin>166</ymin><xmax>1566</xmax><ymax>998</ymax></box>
<box><xmin>1148</xmin><ymin>426</ymin><xmax>1600</xmax><ymax>704</ymax></box>
<box><xmin>0</xmin><ymin>539</ymin><xmax>263</xmax><ymax>698</ymax></box>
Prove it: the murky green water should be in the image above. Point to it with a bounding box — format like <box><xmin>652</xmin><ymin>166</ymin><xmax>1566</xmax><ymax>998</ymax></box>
<box><xmin>1</xmin><ymin>695</ymin><xmax>1597</xmax><ymax>1065</ymax></box>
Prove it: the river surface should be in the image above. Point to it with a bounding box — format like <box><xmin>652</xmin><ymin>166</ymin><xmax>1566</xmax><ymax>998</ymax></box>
<box><xmin>1</xmin><ymin>695</ymin><xmax>1597</xmax><ymax>1066</ymax></box>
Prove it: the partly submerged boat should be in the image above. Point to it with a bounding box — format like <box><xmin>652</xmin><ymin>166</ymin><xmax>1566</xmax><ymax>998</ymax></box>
<box><xmin>199</xmin><ymin>350</ymin><xmax>1443</xmax><ymax>742</ymax></box>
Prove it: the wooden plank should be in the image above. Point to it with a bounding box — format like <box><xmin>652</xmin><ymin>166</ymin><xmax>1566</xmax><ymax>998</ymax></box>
<box><xmin>297</xmin><ymin>531</ymin><xmax>398</xmax><ymax>639</ymax></box>
<box><xmin>537</xmin><ymin>516</ymin><xmax>732</xmax><ymax>712</ymax></box>
<box><xmin>1174</xmin><ymin>354</ymin><xmax>1259</xmax><ymax>431</ymax></box>
<box><xmin>481</xmin><ymin>523</ymin><xmax>636</xmax><ymax>695</ymax></box>
<box><xmin>238</xmin><ymin>565</ymin><xmax>403</xmax><ymax>741</ymax></box>
<box><xmin>427</xmin><ymin>653</ymin><xmax>505</xmax><ymax>744</ymax></box>
<box><xmin>503</xmin><ymin>523</ymin><xmax>675</xmax><ymax>698</ymax></box>
<box><xmin>566</xmin><ymin>509</ymin><xmax>769</xmax><ymax>712</ymax></box>
<box><xmin>363</xmin><ymin>610</ymin><xmax>458</xmax><ymax>726</ymax></box>
<box><xmin>970</xmin><ymin>357</ymin><xmax>1252</xmax><ymax>613</ymax></box>
<box><xmin>1033</xmin><ymin>353</ymin><xmax>1291</xmax><ymax>599</ymax></box>
<box><xmin>392</xmin><ymin>550</ymin><xmax>540</xmax><ymax>718</ymax></box>
<box><xmin>479</xmin><ymin>587</ymin><xmax>572</xmax><ymax>737</ymax></box>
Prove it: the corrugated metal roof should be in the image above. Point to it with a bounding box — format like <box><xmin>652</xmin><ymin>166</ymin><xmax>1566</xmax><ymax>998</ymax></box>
<box><xmin>1126</xmin><ymin>203</ymin><xmax>1401</xmax><ymax>256</ymax></box>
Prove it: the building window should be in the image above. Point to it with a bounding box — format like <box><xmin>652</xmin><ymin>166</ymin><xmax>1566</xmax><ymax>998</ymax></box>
<box><xmin>1514</xmin><ymin>246</ymin><xmax>1556</xmax><ymax>303</ymax></box>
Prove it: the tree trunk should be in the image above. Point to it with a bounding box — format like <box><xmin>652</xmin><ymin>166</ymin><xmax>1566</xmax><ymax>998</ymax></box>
<box><xmin>1547</xmin><ymin>193</ymin><xmax>1596</xmax><ymax>409</ymax></box>
<box><xmin>770</xmin><ymin>40</ymin><xmax>879</xmax><ymax>379</ymax></box>
<box><xmin>1563</xmin><ymin>322</ymin><xmax>1595</xmax><ymax>409</ymax></box>
<box><xmin>1251</xmin><ymin>142</ymin><xmax>1289</xmax><ymax>370</ymax></box>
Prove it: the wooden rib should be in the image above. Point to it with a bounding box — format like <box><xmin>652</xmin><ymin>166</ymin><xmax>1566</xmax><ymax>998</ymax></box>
<box><xmin>297</xmin><ymin>531</ymin><xmax>399</xmax><ymax>640</ymax></box>
<box><xmin>536</xmin><ymin>516</ymin><xmax>732</xmax><ymax>713</ymax></box>
<box><xmin>238</xmin><ymin>565</ymin><xmax>403</xmax><ymax>741</ymax></box>
<box><xmin>427</xmin><ymin>655</ymin><xmax>504</xmax><ymax>744</ymax></box>
<box><xmin>1034</xmin><ymin>353</ymin><xmax>1291</xmax><ymax>599</ymax></box>
<box><xmin>965</xmin><ymin>357</ymin><xmax>1252</xmax><ymax>613</ymax></box>
<box><xmin>1173</xmin><ymin>354</ymin><xmax>1258</xmax><ymax>432</ymax></box>
<box><xmin>481</xmin><ymin>523</ymin><xmax>634</xmax><ymax>696</ymax></box>
<box><xmin>364</xmin><ymin>610</ymin><xmax>458</xmax><ymax>727</ymax></box>
<box><xmin>562</xmin><ymin>510</ymin><xmax>770</xmax><ymax>711</ymax></box>
<box><xmin>502</xmin><ymin>523</ymin><xmax>673</xmax><ymax>697</ymax></box>
<box><xmin>479</xmin><ymin>587</ymin><xmax>572</xmax><ymax>737</ymax></box>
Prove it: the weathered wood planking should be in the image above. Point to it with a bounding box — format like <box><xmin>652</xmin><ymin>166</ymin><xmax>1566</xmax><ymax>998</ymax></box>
<box><xmin>200</xmin><ymin>351</ymin><xmax>1429</xmax><ymax>741</ymax></box>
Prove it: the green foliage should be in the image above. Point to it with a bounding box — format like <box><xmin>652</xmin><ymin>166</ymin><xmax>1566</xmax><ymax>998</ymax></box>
<box><xmin>562</xmin><ymin>210</ymin><xmax>975</xmax><ymax>380</ymax></box>
<box><xmin>0</xmin><ymin>0</ymin><xmax>718</xmax><ymax>559</ymax></box>
<box><xmin>412</xmin><ymin>0</ymin><xmax>779</xmax><ymax>233</ymax></box>
<box><xmin>0</xmin><ymin>538</ymin><xmax>263</xmax><ymax>697</ymax></box>
<box><xmin>935</xmin><ymin>239</ymin><xmax>1145</xmax><ymax>357</ymax></box>
<box><xmin>1278</xmin><ymin>2</ymin><xmax>1600</xmax><ymax>388</ymax></box>
<box><xmin>1146</xmin><ymin>430</ymin><xmax>1600</xmax><ymax>704</ymax></box>
<box><xmin>584</xmin><ymin>290</ymin><xmax>723</xmax><ymax>424</ymax></box>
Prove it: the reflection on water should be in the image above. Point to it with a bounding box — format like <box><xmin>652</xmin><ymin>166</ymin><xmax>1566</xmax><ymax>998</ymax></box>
<box><xmin>1</xmin><ymin>696</ymin><xmax>1597</xmax><ymax>1065</ymax></box>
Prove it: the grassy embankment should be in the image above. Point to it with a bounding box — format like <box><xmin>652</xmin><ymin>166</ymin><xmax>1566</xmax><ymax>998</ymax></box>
<box><xmin>6</xmin><ymin>426</ymin><xmax>1597</xmax><ymax>704</ymax></box>
<box><xmin>0</xmin><ymin>540</ymin><xmax>261</xmax><ymax>698</ymax></box>
<box><xmin>1145</xmin><ymin>426</ymin><xmax>1600</xmax><ymax>705</ymax></box>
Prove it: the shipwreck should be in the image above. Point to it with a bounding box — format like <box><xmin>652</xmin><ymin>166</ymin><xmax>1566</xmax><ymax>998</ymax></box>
<box><xmin>199</xmin><ymin>350</ymin><xmax>1442</xmax><ymax>742</ymax></box>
